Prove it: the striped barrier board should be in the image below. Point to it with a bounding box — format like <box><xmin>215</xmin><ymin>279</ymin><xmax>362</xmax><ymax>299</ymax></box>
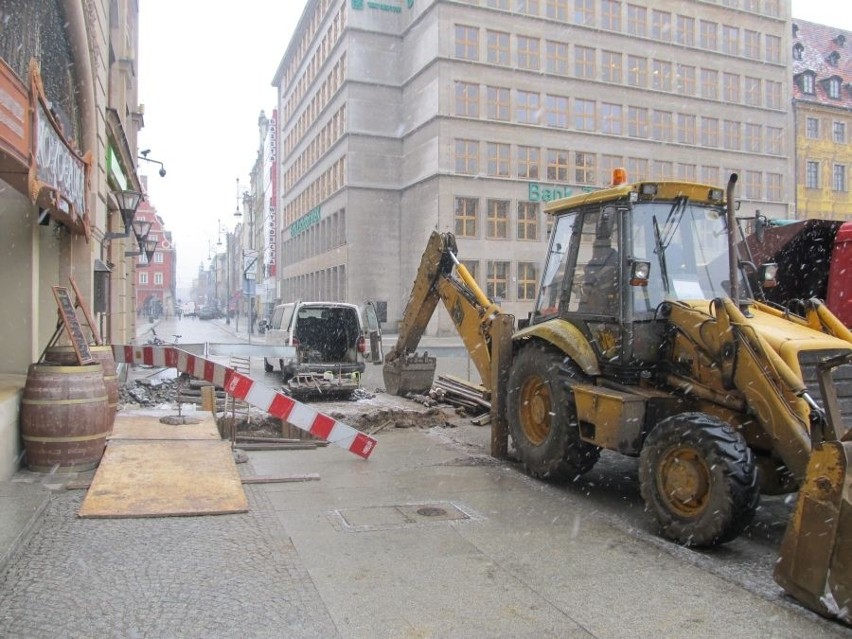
<box><xmin>112</xmin><ymin>345</ymin><xmax>377</xmax><ymax>459</ymax></box>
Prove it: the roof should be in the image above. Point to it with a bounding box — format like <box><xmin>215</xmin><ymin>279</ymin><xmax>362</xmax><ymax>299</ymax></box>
<box><xmin>792</xmin><ymin>19</ymin><xmax>852</xmax><ymax>111</ymax></box>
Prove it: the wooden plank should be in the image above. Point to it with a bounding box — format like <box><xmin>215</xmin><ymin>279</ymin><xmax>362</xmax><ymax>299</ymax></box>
<box><xmin>108</xmin><ymin>414</ymin><xmax>220</xmax><ymax>440</ymax></box>
<box><xmin>78</xmin><ymin>439</ymin><xmax>247</xmax><ymax>518</ymax></box>
<box><xmin>241</xmin><ymin>474</ymin><xmax>320</xmax><ymax>484</ymax></box>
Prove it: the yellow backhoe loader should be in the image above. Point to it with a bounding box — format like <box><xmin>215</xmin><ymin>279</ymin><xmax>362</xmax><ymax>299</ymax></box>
<box><xmin>383</xmin><ymin>173</ymin><xmax>851</xmax><ymax>624</ymax></box>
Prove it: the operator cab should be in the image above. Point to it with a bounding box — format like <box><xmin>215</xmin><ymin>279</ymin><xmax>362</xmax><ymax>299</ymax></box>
<box><xmin>533</xmin><ymin>172</ymin><xmax>750</xmax><ymax>380</ymax></box>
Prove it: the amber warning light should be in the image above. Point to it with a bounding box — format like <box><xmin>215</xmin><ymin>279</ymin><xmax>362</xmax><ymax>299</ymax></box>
<box><xmin>612</xmin><ymin>168</ymin><xmax>628</xmax><ymax>186</ymax></box>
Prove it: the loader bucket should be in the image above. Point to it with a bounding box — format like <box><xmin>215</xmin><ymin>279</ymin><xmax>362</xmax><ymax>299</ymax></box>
<box><xmin>382</xmin><ymin>353</ymin><xmax>437</xmax><ymax>397</ymax></box>
<box><xmin>774</xmin><ymin>439</ymin><xmax>852</xmax><ymax>625</ymax></box>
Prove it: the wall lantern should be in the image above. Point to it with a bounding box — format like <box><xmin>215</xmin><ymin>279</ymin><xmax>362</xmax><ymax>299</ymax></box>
<box><xmin>104</xmin><ymin>189</ymin><xmax>144</xmax><ymax>240</ymax></box>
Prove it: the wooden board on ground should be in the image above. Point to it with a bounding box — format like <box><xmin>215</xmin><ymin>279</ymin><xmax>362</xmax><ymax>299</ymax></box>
<box><xmin>109</xmin><ymin>413</ymin><xmax>220</xmax><ymax>440</ymax></box>
<box><xmin>78</xmin><ymin>439</ymin><xmax>248</xmax><ymax>518</ymax></box>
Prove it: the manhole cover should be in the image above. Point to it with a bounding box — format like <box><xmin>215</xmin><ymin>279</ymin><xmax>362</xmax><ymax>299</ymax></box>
<box><xmin>416</xmin><ymin>506</ymin><xmax>447</xmax><ymax>517</ymax></box>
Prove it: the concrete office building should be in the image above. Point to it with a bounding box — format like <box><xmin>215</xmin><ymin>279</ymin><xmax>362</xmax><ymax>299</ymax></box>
<box><xmin>273</xmin><ymin>0</ymin><xmax>793</xmax><ymax>334</ymax></box>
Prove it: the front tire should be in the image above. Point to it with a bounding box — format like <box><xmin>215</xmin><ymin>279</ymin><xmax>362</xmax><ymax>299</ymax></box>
<box><xmin>507</xmin><ymin>342</ymin><xmax>600</xmax><ymax>482</ymax></box>
<box><xmin>639</xmin><ymin>412</ymin><xmax>759</xmax><ymax>547</ymax></box>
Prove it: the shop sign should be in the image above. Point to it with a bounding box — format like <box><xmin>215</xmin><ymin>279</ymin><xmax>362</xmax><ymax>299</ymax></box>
<box><xmin>0</xmin><ymin>59</ymin><xmax>29</xmax><ymax>165</ymax></box>
<box><xmin>28</xmin><ymin>61</ymin><xmax>91</xmax><ymax>238</ymax></box>
<box><xmin>289</xmin><ymin>206</ymin><xmax>321</xmax><ymax>238</ymax></box>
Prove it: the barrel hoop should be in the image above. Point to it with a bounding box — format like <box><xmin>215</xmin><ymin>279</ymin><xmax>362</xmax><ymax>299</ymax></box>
<box><xmin>21</xmin><ymin>395</ymin><xmax>108</xmax><ymax>406</ymax></box>
<box><xmin>21</xmin><ymin>431</ymin><xmax>110</xmax><ymax>443</ymax></box>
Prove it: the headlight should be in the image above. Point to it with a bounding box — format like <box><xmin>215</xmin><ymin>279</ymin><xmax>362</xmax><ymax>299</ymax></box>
<box><xmin>630</xmin><ymin>260</ymin><xmax>651</xmax><ymax>286</ymax></box>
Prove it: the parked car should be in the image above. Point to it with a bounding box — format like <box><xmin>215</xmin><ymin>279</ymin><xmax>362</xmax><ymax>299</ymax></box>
<box><xmin>264</xmin><ymin>300</ymin><xmax>384</xmax><ymax>394</ymax></box>
<box><xmin>197</xmin><ymin>307</ymin><xmax>223</xmax><ymax>320</ymax></box>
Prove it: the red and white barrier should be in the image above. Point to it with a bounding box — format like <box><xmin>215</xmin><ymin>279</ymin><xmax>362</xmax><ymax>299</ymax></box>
<box><xmin>113</xmin><ymin>345</ymin><xmax>377</xmax><ymax>459</ymax></box>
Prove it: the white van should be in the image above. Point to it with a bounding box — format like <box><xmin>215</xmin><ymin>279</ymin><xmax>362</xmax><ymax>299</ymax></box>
<box><xmin>264</xmin><ymin>301</ymin><xmax>384</xmax><ymax>383</ymax></box>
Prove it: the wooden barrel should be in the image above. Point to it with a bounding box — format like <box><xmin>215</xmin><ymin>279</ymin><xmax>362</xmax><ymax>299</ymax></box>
<box><xmin>44</xmin><ymin>345</ymin><xmax>119</xmax><ymax>428</ymax></box>
<box><xmin>20</xmin><ymin>363</ymin><xmax>110</xmax><ymax>472</ymax></box>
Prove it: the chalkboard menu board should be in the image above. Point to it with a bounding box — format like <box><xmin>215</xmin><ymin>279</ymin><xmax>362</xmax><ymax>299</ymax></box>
<box><xmin>52</xmin><ymin>286</ymin><xmax>94</xmax><ymax>364</ymax></box>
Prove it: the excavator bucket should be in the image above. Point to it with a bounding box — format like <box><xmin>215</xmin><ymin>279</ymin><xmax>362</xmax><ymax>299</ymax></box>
<box><xmin>382</xmin><ymin>353</ymin><xmax>437</xmax><ymax>396</ymax></box>
<box><xmin>774</xmin><ymin>352</ymin><xmax>852</xmax><ymax>625</ymax></box>
<box><xmin>774</xmin><ymin>439</ymin><xmax>852</xmax><ymax>624</ymax></box>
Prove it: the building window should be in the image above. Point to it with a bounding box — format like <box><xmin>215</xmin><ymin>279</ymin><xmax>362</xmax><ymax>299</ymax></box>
<box><xmin>744</xmin><ymin>29</ymin><xmax>760</xmax><ymax>59</ymax></box>
<box><xmin>651</xmin><ymin>10</ymin><xmax>671</xmax><ymax>41</ymax></box>
<box><xmin>601</xmin><ymin>0</ymin><xmax>621</xmax><ymax>31</ymax></box>
<box><xmin>601</xmin><ymin>103</ymin><xmax>623</xmax><ymax>135</ymax></box>
<box><xmin>601</xmin><ymin>51</ymin><xmax>622</xmax><ymax>83</ymax></box>
<box><xmin>517</xmin><ymin>202</ymin><xmax>539</xmax><ymax>240</ymax></box>
<box><xmin>574</xmin><ymin>0</ymin><xmax>594</xmax><ymax>26</ymax></box>
<box><xmin>677</xmin><ymin>113</ymin><xmax>696</xmax><ymax>145</ymax></box>
<box><xmin>486</xmin><ymin>30</ymin><xmax>510</xmax><ymax>66</ymax></box>
<box><xmin>455</xmin><ymin>139</ymin><xmax>479</xmax><ymax>174</ymax></box>
<box><xmin>545</xmin><ymin>0</ymin><xmax>568</xmax><ymax>21</ymax></box>
<box><xmin>600</xmin><ymin>154</ymin><xmax>623</xmax><ymax>184</ymax></box>
<box><xmin>700</xmin><ymin>68</ymin><xmax>718</xmax><ymax>99</ymax></box>
<box><xmin>517</xmin><ymin>0</ymin><xmax>540</xmax><ymax>16</ymax></box>
<box><xmin>700</xmin><ymin>20</ymin><xmax>717</xmax><ymax>50</ymax></box>
<box><xmin>486</xmin><ymin>261</ymin><xmax>510</xmax><ymax>301</ymax></box>
<box><xmin>517</xmin><ymin>35</ymin><xmax>540</xmax><ymax>70</ymax></box>
<box><xmin>486</xmin><ymin>199</ymin><xmax>510</xmax><ymax>239</ymax></box>
<box><xmin>678</xmin><ymin>163</ymin><xmax>696</xmax><ymax>181</ymax></box>
<box><xmin>460</xmin><ymin>259</ymin><xmax>478</xmax><ymax>281</ymax></box>
<box><xmin>802</xmin><ymin>73</ymin><xmax>815</xmax><ymax>95</ymax></box>
<box><xmin>652</xmin><ymin>110</ymin><xmax>672</xmax><ymax>142</ymax></box>
<box><xmin>767</xmin><ymin>173</ymin><xmax>782</xmax><ymax>201</ymax></box>
<box><xmin>677</xmin><ymin>64</ymin><xmax>695</xmax><ymax>95</ymax></box>
<box><xmin>701</xmin><ymin>165</ymin><xmax>720</xmax><ymax>185</ymax></box>
<box><xmin>517</xmin><ymin>90</ymin><xmax>541</xmax><ymax>124</ymax></box>
<box><xmin>766</xmin><ymin>126</ymin><xmax>783</xmax><ymax>155</ymax></box>
<box><xmin>723</xmin><ymin>120</ymin><xmax>740</xmax><ymax>150</ymax></box>
<box><xmin>545</xmin><ymin>94</ymin><xmax>569</xmax><ymax>128</ymax></box>
<box><xmin>454</xmin><ymin>82</ymin><xmax>479</xmax><ymax>117</ymax></box>
<box><xmin>652</xmin><ymin>60</ymin><xmax>672</xmax><ymax>91</ymax></box>
<box><xmin>627</xmin><ymin>157</ymin><xmax>649</xmax><ymax>181</ymax></box>
<box><xmin>765</xmin><ymin>34</ymin><xmax>781</xmax><ymax>63</ymax></box>
<box><xmin>627</xmin><ymin>4</ymin><xmax>646</xmax><ymax>36</ymax></box>
<box><xmin>833</xmin><ymin>165</ymin><xmax>847</xmax><ymax>192</ymax></box>
<box><xmin>806</xmin><ymin>161</ymin><xmax>820</xmax><ymax>189</ymax></box>
<box><xmin>154</xmin><ymin>252</ymin><xmax>163</xmax><ymax>264</ymax></box>
<box><xmin>454</xmin><ymin>197</ymin><xmax>478</xmax><ymax>237</ymax></box>
<box><xmin>722</xmin><ymin>25</ymin><xmax>739</xmax><ymax>55</ymax></box>
<box><xmin>701</xmin><ymin>116</ymin><xmax>719</xmax><ymax>147</ymax></box>
<box><xmin>486</xmin><ymin>86</ymin><xmax>510</xmax><ymax>121</ymax></box>
<box><xmin>744</xmin><ymin>77</ymin><xmax>761</xmax><ymax>106</ymax></box>
<box><xmin>574</xmin><ymin>46</ymin><xmax>596</xmax><ymax>78</ymax></box>
<box><xmin>828</xmin><ymin>78</ymin><xmax>841</xmax><ymax>100</ymax></box>
<box><xmin>486</xmin><ymin>143</ymin><xmax>510</xmax><ymax>177</ymax></box>
<box><xmin>546</xmin><ymin>41</ymin><xmax>569</xmax><ymax>75</ymax></box>
<box><xmin>154</xmin><ymin>272</ymin><xmax>164</xmax><ymax>285</ymax></box>
<box><xmin>745</xmin><ymin>171</ymin><xmax>762</xmax><ymax>199</ymax></box>
<box><xmin>745</xmin><ymin>123</ymin><xmax>761</xmax><ymax>152</ymax></box>
<box><xmin>627</xmin><ymin>55</ymin><xmax>647</xmax><ymax>87</ymax></box>
<box><xmin>139</xmin><ymin>272</ymin><xmax>148</xmax><ymax>285</ymax></box>
<box><xmin>675</xmin><ymin>15</ymin><xmax>694</xmax><ymax>45</ymax></box>
<box><xmin>546</xmin><ymin>149</ymin><xmax>570</xmax><ymax>181</ymax></box>
<box><xmin>517</xmin><ymin>146</ymin><xmax>540</xmax><ymax>179</ymax></box>
<box><xmin>653</xmin><ymin>160</ymin><xmax>673</xmax><ymax>179</ymax></box>
<box><xmin>765</xmin><ymin>80</ymin><xmax>782</xmax><ymax>109</ymax></box>
<box><xmin>793</xmin><ymin>42</ymin><xmax>804</xmax><ymax>61</ymax></box>
<box><xmin>455</xmin><ymin>25</ymin><xmax>479</xmax><ymax>60</ymax></box>
<box><xmin>834</xmin><ymin>122</ymin><xmax>847</xmax><ymax>144</ymax></box>
<box><xmin>574</xmin><ymin>98</ymin><xmax>596</xmax><ymax>131</ymax></box>
<box><xmin>517</xmin><ymin>262</ymin><xmax>539</xmax><ymax>301</ymax></box>
<box><xmin>723</xmin><ymin>72</ymin><xmax>740</xmax><ymax>103</ymax></box>
<box><xmin>806</xmin><ymin>117</ymin><xmax>819</xmax><ymax>139</ymax></box>
<box><xmin>628</xmin><ymin>106</ymin><xmax>649</xmax><ymax>138</ymax></box>
<box><xmin>575</xmin><ymin>151</ymin><xmax>596</xmax><ymax>184</ymax></box>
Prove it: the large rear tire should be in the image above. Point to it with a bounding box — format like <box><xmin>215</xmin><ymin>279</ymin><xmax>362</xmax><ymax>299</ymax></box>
<box><xmin>639</xmin><ymin>412</ymin><xmax>759</xmax><ymax>547</ymax></box>
<box><xmin>507</xmin><ymin>342</ymin><xmax>600</xmax><ymax>482</ymax></box>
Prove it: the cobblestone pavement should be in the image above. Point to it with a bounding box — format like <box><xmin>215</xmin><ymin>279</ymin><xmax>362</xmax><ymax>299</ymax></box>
<box><xmin>0</xmin><ymin>483</ymin><xmax>339</xmax><ymax>639</ymax></box>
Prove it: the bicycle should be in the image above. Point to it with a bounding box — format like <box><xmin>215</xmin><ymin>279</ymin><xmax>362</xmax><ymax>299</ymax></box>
<box><xmin>147</xmin><ymin>329</ymin><xmax>181</xmax><ymax>346</ymax></box>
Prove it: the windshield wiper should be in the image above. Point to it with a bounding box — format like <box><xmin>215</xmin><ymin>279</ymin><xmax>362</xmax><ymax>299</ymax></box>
<box><xmin>652</xmin><ymin>215</ymin><xmax>671</xmax><ymax>296</ymax></box>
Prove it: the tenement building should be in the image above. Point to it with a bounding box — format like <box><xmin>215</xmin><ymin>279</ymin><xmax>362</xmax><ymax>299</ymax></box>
<box><xmin>273</xmin><ymin>0</ymin><xmax>793</xmax><ymax>334</ymax></box>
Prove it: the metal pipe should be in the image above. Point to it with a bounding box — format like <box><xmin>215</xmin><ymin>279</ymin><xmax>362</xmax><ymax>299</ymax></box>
<box><xmin>726</xmin><ymin>173</ymin><xmax>739</xmax><ymax>304</ymax></box>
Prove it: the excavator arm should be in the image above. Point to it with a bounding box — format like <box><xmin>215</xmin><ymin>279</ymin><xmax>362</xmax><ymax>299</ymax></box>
<box><xmin>383</xmin><ymin>231</ymin><xmax>503</xmax><ymax>395</ymax></box>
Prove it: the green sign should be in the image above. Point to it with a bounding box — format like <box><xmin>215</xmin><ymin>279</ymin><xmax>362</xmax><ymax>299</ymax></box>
<box><xmin>290</xmin><ymin>207</ymin><xmax>321</xmax><ymax>238</ymax></box>
<box><xmin>528</xmin><ymin>183</ymin><xmax>572</xmax><ymax>203</ymax></box>
<box><xmin>106</xmin><ymin>145</ymin><xmax>127</xmax><ymax>190</ymax></box>
<box><xmin>352</xmin><ymin>0</ymin><xmax>413</xmax><ymax>11</ymax></box>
